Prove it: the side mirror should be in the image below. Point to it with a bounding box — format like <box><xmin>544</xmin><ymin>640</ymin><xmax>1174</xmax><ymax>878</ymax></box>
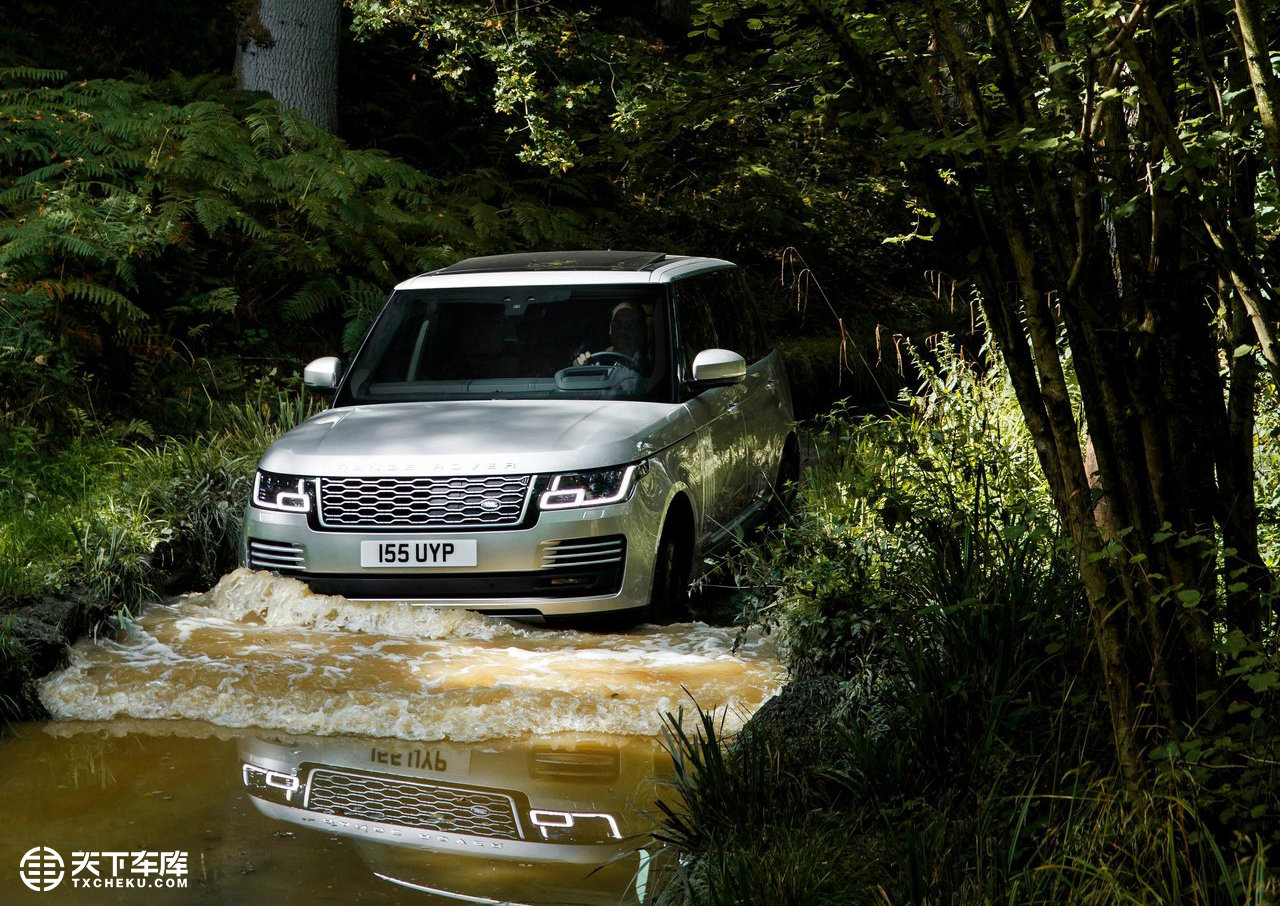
<box><xmin>689</xmin><ymin>348</ymin><xmax>746</xmax><ymax>388</ymax></box>
<box><xmin>303</xmin><ymin>356</ymin><xmax>343</xmax><ymax>392</ymax></box>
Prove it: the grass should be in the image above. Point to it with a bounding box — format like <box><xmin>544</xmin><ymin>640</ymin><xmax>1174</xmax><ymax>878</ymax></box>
<box><xmin>0</xmin><ymin>386</ymin><xmax>321</xmax><ymax>622</ymax></box>
<box><xmin>653</xmin><ymin>706</ymin><xmax>888</xmax><ymax>906</ymax></box>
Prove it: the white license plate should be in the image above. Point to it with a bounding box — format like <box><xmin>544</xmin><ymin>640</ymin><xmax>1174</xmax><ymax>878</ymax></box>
<box><xmin>360</xmin><ymin>539</ymin><xmax>477</xmax><ymax>568</ymax></box>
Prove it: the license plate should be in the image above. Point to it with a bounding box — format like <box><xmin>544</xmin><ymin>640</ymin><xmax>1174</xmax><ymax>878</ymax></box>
<box><xmin>360</xmin><ymin>539</ymin><xmax>477</xmax><ymax>568</ymax></box>
<box><xmin>368</xmin><ymin>743</ymin><xmax>469</xmax><ymax>775</ymax></box>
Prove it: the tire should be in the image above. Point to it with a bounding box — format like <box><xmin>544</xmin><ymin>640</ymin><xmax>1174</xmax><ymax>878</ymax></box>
<box><xmin>646</xmin><ymin>519</ymin><xmax>692</xmax><ymax>624</ymax></box>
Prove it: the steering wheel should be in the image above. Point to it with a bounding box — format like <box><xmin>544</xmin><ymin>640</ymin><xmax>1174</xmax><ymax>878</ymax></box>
<box><xmin>585</xmin><ymin>350</ymin><xmax>636</xmax><ymax>368</ymax></box>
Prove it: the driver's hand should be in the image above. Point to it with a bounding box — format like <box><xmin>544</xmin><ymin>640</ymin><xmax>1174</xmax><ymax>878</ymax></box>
<box><xmin>574</xmin><ymin>349</ymin><xmax>592</xmax><ymax>366</ymax></box>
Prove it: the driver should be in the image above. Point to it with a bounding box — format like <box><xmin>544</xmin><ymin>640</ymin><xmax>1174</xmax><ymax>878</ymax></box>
<box><xmin>574</xmin><ymin>301</ymin><xmax>650</xmax><ymax>369</ymax></box>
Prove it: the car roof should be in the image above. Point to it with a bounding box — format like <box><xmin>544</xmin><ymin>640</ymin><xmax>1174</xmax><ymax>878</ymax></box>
<box><xmin>394</xmin><ymin>251</ymin><xmax>734</xmax><ymax>291</ymax></box>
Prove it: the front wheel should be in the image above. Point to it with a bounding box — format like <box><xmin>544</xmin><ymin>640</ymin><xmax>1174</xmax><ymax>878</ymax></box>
<box><xmin>646</xmin><ymin>521</ymin><xmax>692</xmax><ymax>624</ymax></box>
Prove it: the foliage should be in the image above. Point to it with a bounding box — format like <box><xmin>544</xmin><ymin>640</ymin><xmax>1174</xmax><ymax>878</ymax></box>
<box><xmin>654</xmin><ymin>706</ymin><xmax>886</xmax><ymax>906</ymax></box>
<box><xmin>0</xmin><ymin>70</ymin><xmax>586</xmax><ymax>434</ymax></box>
<box><xmin>754</xmin><ymin>340</ymin><xmax>1069</xmax><ymax>675</ymax></box>
<box><xmin>0</xmin><ymin>384</ymin><xmax>319</xmax><ymax>623</ymax></box>
<box><xmin>683</xmin><ymin>0</ymin><xmax>1280</xmax><ymax>779</ymax></box>
<box><xmin>655</xmin><ymin>342</ymin><xmax>1280</xmax><ymax>905</ymax></box>
<box><xmin>344</xmin><ymin>1</ymin><xmax>927</xmax><ymax>332</ymax></box>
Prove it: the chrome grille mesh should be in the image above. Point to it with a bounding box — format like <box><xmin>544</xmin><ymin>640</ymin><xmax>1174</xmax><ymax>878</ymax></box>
<box><xmin>318</xmin><ymin>475</ymin><xmax>531</xmax><ymax>529</ymax></box>
<box><xmin>305</xmin><ymin>768</ymin><xmax>522</xmax><ymax>839</ymax></box>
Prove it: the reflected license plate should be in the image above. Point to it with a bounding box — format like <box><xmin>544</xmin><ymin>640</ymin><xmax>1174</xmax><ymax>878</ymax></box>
<box><xmin>368</xmin><ymin>743</ymin><xmax>469</xmax><ymax>775</ymax></box>
<box><xmin>360</xmin><ymin>539</ymin><xmax>477</xmax><ymax>568</ymax></box>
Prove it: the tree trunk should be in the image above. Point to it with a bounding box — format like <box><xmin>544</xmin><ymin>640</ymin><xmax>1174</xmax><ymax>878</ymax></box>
<box><xmin>795</xmin><ymin>0</ymin><xmax>1276</xmax><ymax>781</ymax></box>
<box><xmin>236</xmin><ymin>0</ymin><xmax>341</xmax><ymax>131</ymax></box>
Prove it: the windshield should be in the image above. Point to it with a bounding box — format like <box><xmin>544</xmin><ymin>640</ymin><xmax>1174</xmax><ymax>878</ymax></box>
<box><xmin>335</xmin><ymin>284</ymin><xmax>672</xmax><ymax>405</ymax></box>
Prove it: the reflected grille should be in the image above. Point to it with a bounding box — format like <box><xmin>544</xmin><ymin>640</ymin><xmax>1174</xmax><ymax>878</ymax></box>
<box><xmin>529</xmin><ymin>746</ymin><xmax>621</xmax><ymax>781</ymax></box>
<box><xmin>305</xmin><ymin>768</ymin><xmax>522</xmax><ymax>839</ymax></box>
<box><xmin>318</xmin><ymin>475</ymin><xmax>532</xmax><ymax>529</ymax></box>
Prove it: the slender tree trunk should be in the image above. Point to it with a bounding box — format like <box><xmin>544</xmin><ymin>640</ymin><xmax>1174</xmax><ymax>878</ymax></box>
<box><xmin>1233</xmin><ymin>0</ymin><xmax>1280</xmax><ymax>172</ymax></box>
<box><xmin>236</xmin><ymin>0</ymin><xmax>341</xmax><ymax>131</ymax></box>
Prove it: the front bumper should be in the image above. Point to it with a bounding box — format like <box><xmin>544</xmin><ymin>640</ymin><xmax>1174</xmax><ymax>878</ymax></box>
<box><xmin>240</xmin><ymin>500</ymin><xmax>660</xmax><ymax>617</ymax></box>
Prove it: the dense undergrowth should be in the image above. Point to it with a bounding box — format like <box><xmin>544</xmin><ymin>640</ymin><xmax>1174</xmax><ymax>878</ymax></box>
<box><xmin>0</xmin><ymin>387</ymin><xmax>316</xmax><ymax>629</ymax></box>
<box><xmin>0</xmin><ymin>68</ymin><xmax>594</xmax><ymax>438</ymax></box>
<box><xmin>655</xmin><ymin>343</ymin><xmax>1280</xmax><ymax>905</ymax></box>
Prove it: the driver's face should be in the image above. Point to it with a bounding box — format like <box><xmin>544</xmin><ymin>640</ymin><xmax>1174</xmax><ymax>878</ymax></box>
<box><xmin>610</xmin><ymin>307</ymin><xmax>643</xmax><ymax>350</ymax></box>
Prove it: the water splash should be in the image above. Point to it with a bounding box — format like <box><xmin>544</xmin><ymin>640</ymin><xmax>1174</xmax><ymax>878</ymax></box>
<box><xmin>40</xmin><ymin>569</ymin><xmax>784</xmax><ymax>741</ymax></box>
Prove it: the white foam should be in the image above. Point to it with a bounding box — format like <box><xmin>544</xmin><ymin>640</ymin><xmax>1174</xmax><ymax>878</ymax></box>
<box><xmin>39</xmin><ymin>570</ymin><xmax>786</xmax><ymax>741</ymax></box>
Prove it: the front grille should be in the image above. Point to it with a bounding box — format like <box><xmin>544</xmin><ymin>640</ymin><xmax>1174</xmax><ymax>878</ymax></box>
<box><xmin>317</xmin><ymin>475</ymin><xmax>532</xmax><ymax>529</ymax></box>
<box><xmin>304</xmin><ymin>767</ymin><xmax>523</xmax><ymax>840</ymax></box>
<box><xmin>247</xmin><ymin>538</ymin><xmax>306</xmax><ymax>571</ymax></box>
<box><xmin>540</xmin><ymin>536</ymin><xmax>626</xmax><ymax>569</ymax></box>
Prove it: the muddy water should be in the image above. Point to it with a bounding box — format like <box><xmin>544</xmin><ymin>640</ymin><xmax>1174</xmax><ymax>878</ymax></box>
<box><xmin>0</xmin><ymin>570</ymin><xmax>785</xmax><ymax>905</ymax></box>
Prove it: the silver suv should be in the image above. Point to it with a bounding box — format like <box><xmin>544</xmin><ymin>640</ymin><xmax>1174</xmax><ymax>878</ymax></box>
<box><xmin>241</xmin><ymin>251</ymin><xmax>796</xmax><ymax>621</ymax></box>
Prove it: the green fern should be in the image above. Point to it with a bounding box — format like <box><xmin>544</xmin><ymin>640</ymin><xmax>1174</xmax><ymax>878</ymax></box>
<box><xmin>192</xmin><ymin>197</ymin><xmax>235</xmax><ymax>236</ymax></box>
<box><xmin>64</xmin><ymin>280</ymin><xmax>147</xmax><ymax>323</ymax></box>
<box><xmin>283</xmin><ymin>278</ymin><xmax>342</xmax><ymax>321</ymax></box>
<box><xmin>0</xmin><ymin>67</ymin><xmax>69</xmax><ymax>85</ymax></box>
<box><xmin>0</xmin><ymin>71</ymin><xmax>593</xmax><ymax>430</ymax></box>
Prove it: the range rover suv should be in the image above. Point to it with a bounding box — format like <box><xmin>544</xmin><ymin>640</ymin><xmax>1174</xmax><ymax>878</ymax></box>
<box><xmin>241</xmin><ymin>251</ymin><xmax>796</xmax><ymax>621</ymax></box>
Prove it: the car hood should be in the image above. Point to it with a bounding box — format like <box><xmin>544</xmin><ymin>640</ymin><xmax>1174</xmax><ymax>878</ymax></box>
<box><xmin>259</xmin><ymin>399</ymin><xmax>693</xmax><ymax>476</ymax></box>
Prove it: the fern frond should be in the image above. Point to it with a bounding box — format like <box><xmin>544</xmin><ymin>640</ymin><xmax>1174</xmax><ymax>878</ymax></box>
<box><xmin>231</xmin><ymin>212</ymin><xmax>268</xmax><ymax>239</ymax></box>
<box><xmin>14</xmin><ymin>162</ymin><xmax>71</xmax><ymax>185</ymax></box>
<box><xmin>244</xmin><ymin>112</ymin><xmax>284</xmax><ymax>156</ymax></box>
<box><xmin>178</xmin><ymin>286</ymin><xmax>239</xmax><ymax>315</ymax></box>
<box><xmin>65</xmin><ymin>280</ymin><xmax>147</xmax><ymax>322</ymax></box>
<box><xmin>469</xmin><ymin>202</ymin><xmax>502</xmax><ymax>240</ymax></box>
<box><xmin>283</xmin><ymin>277</ymin><xmax>341</xmax><ymax>321</ymax></box>
<box><xmin>0</xmin><ymin>67</ymin><xmax>68</xmax><ymax>85</ymax></box>
<box><xmin>192</xmin><ymin>197</ymin><xmax>235</xmax><ymax>236</ymax></box>
<box><xmin>49</xmin><ymin>233</ymin><xmax>105</xmax><ymax>261</ymax></box>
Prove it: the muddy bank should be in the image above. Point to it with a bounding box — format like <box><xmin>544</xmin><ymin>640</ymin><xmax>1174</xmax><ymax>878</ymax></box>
<box><xmin>0</xmin><ymin>588</ymin><xmax>103</xmax><ymax>720</ymax></box>
<box><xmin>0</xmin><ymin>526</ymin><xmax>250</xmax><ymax>722</ymax></box>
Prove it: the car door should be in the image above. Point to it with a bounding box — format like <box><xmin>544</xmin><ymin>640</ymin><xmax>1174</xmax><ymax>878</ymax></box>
<box><xmin>672</xmin><ymin>276</ymin><xmax>749</xmax><ymax>545</ymax></box>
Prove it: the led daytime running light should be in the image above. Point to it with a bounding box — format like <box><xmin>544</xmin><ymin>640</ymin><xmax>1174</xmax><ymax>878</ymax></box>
<box><xmin>539</xmin><ymin>464</ymin><xmax>643</xmax><ymax>510</ymax></box>
<box><xmin>529</xmin><ymin>809</ymin><xmax>623</xmax><ymax>840</ymax></box>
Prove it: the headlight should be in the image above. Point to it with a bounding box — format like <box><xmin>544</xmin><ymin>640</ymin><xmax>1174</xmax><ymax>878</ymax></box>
<box><xmin>242</xmin><ymin>763</ymin><xmax>301</xmax><ymax>805</ymax></box>
<box><xmin>252</xmin><ymin>470</ymin><xmax>313</xmax><ymax>513</ymax></box>
<box><xmin>539</xmin><ymin>463</ymin><xmax>647</xmax><ymax>510</ymax></box>
<box><xmin>529</xmin><ymin>809</ymin><xmax>623</xmax><ymax>843</ymax></box>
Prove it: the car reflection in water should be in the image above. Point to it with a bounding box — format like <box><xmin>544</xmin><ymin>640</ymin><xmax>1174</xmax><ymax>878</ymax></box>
<box><xmin>239</xmin><ymin>733</ymin><xmax>672</xmax><ymax>905</ymax></box>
